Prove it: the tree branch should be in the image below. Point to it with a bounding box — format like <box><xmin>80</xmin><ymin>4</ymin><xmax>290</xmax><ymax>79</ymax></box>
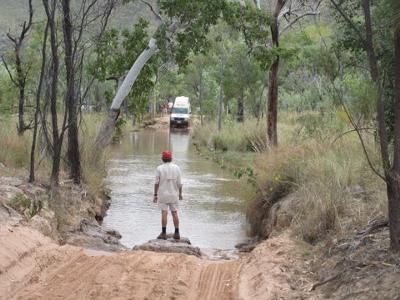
<box><xmin>140</xmin><ymin>0</ymin><xmax>162</xmax><ymax>22</ymax></box>
<box><xmin>329</xmin><ymin>0</ymin><xmax>369</xmax><ymax>51</ymax></box>
<box><xmin>281</xmin><ymin>11</ymin><xmax>319</xmax><ymax>35</ymax></box>
<box><xmin>21</xmin><ymin>0</ymin><xmax>34</xmax><ymax>39</ymax></box>
<box><xmin>331</xmin><ymin>127</ymin><xmax>374</xmax><ymax>144</ymax></box>
<box><xmin>1</xmin><ymin>56</ymin><xmax>18</xmax><ymax>86</ymax></box>
<box><xmin>332</xmin><ymin>82</ymin><xmax>386</xmax><ymax>181</ymax></box>
<box><xmin>6</xmin><ymin>32</ymin><xmax>17</xmax><ymax>43</ymax></box>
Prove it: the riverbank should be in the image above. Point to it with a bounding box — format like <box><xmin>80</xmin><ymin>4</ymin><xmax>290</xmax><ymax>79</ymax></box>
<box><xmin>0</xmin><ymin>166</ymin><xmax>125</xmax><ymax>252</ymax></box>
<box><xmin>193</xmin><ymin>115</ymin><xmax>400</xmax><ymax>299</ymax></box>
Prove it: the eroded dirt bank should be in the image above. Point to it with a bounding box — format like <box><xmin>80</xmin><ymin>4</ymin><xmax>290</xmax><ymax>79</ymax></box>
<box><xmin>0</xmin><ymin>224</ymin><xmax>318</xmax><ymax>300</ymax></box>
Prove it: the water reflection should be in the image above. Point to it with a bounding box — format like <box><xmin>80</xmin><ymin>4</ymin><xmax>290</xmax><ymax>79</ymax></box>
<box><xmin>103</xmin><ymin>129</ymin><xmax>247</xmax><ymax>249</ymax></box>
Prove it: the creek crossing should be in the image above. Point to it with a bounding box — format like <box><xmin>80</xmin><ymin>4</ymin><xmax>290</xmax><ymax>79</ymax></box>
<box><xmin>103</xmin><ymin>129</ymin><xmax>247</xmax><ymax>250</ymax></box>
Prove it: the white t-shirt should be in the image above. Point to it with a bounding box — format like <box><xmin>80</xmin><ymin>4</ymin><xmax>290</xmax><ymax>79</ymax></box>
<box><xmin>155</xmin><ymin>162</ymin><xmax>182</xmax><ymax>204</ymax></box>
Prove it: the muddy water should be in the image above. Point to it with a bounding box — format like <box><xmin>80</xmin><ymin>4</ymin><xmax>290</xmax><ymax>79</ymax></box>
<box><xmin>103</xmin><ymin>129</ymin><xmax>247</xmax><ymax>250</ymax></box>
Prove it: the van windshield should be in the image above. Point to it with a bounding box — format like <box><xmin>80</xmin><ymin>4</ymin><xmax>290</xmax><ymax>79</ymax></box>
<box><xmin>172</xmin><ymin>107</ymin><xmax>188</xmax><ymax>114</ymax></box>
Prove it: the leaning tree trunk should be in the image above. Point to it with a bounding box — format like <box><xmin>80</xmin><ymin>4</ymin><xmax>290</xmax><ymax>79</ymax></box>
<box><xmin>95</xmin><ymin>38</ymin><xmax>158</xmax><ymax>153</ymax></box>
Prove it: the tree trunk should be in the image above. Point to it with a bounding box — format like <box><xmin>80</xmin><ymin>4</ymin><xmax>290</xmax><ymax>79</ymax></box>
<box><xmin>199</xmin><ymin>69</ymin><xmax>203</xmax><ymax>126</ymax></box>
<box><xmin>267</xmin><ymin>58</ymin><xmax>279</xmax><ymax>146</ymax></box>
<box><xmin>387</xmin><ymin>174</ymin><xmax>400</xmax><ymax>250</ymax></box>
<box><xmin>394</xmin><ymin>27</ymin><xmax>400</xmax><ymax>172</ymax></box>
<box><xmin>237</xmin><ymin>92</ymin><xmax>244</xmax><ymax>122</ymax></box>
<box><xmin>361</xmin><ymin>0</ymin><xmax>390</xmax><ymax>169</ymax></box>
<box><xmin>95</xmin><ymin>38</ymin><xmax>158</xmax><ymax>152</ymax></box>
<box><xmin>267</xmin><ymin>0</ymin><xmax>284</xmax><ymax>147</ymax></box>
<box><xmin>389</xmin><ymin>26</ymin><xmax>400</xmax><ymax>251</ymax></box>
<box><xmin>43</xmin><ymin>0</ymin><xmax>62</xmax><ymax>186</ymax></box>
<box><xmin>94</xmin><ymin>109</ymin><xmax>120</xmax><ymax>156</ymax></box>
<box><xmin>29</xmin><ymin>22</ymin><xmax>48</xmax><ymax>183</ymax></box>
<box><xmin>218</xmin><ymin>56</ymin><xmax>225</xmax><ymax>132</ymax></box>
<box><xmin>16</xmin><ymin>47</ymin><xmax>26</xmax><ymax>136</ymax></box>
<box><xmin>62</xmin><ymin>0</ymin><xmax>81</xmax><ymax>184</ymax></box>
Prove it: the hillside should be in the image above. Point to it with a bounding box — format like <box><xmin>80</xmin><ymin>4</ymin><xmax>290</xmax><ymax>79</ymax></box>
<box><xmin>0</xmin><ymin>0</ymin><xmax>158</xmax><ymax>53</ymax></box>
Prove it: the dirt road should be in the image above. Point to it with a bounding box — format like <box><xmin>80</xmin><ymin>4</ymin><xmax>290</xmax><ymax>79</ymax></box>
<box><xmin>0</xmin><ymin>225</ymin><xmax>317</xmax><ymax>300</ymax></box>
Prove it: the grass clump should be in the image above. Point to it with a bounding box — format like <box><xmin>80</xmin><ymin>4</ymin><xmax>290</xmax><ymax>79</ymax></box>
<box><xmin>0</xmin><ymin>114</ymin><xmax>114</xmax><ymax>195</ymax></box>
<box><xmin>194</xmin><ymin>118</ymin><xmax>267</xmax><ymax>153</ymax></box>
<box><xmin>195</xmin><ymin>112</ymin><xmax>387</xmax><ymax>244</ymax></box>
<box><xmin>248</xmin><ymin>123</ymin><xmax>385</xmax><ymax>243</ymax></box>
<box><xmin>9</xmin><ymin>193</ymin><xmax>31</xmax><ymax>211</ymax></box>
<box><xmin>0</xmin><ymin>118</ymin><xmax>31</xmax><ymax>168</ymax></box>
<box><xmin>8</xmin><ymin>193</ymin><xmax>40</xmax><ymax>217</ymax></box>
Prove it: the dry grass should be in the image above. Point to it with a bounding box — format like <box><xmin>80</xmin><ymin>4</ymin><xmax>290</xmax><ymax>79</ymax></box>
<box><xmin>195</xmin><ymin>112</ymin><xmax>387</xmax><ymax>243</ymax></box>
<box><xmin>0</xmin><ymin>117</ymin><xmax>31</xmax><ymax>168</ymax></box>
<box><xmin>79</xmin><ymin>113</ymin><xmax>112</xmax><ymax>194</ymax></box>
<box><xmin>0</xmin><ymin>114</ymin><xmax>115</xmax><ymax>194</ymax></box>
<box><xmin>194</xmin><ymin>118</ymin><xmax>267</xmax><ymax>153</ymax></box>
<box><xmin>250</xmin><ymin>126</ymin><xmax>386</xmax><ymax>243</ymax></box>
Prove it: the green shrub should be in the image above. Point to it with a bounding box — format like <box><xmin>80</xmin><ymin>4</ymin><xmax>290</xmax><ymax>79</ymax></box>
<box><xmin>8</xmin><ymin>193</ymin><xmax>39</xmax><ymax>217</ymax></box>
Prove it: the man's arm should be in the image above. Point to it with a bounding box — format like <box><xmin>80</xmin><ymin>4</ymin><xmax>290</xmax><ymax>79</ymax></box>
<box><xmin>154</xmin><ymin>183</ymin><xmax>159</xmax><ymax>203</ymax></box>
<box><xmin>154</xmin><ymin>167</ymin><xmax>160</xmax><ymax>203</ymax></box>
<box><xmin>177</xmin><ymin>168</ymin><xmax>183</xmax><ymax>200</ymax></box>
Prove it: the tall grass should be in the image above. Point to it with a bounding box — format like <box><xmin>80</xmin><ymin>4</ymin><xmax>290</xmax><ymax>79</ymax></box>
<box><xmin>79</xmin><ymin>113</ymin><xmax>112</xmax><ymax>193</ymax></box>
<box><xmin>194</xmin><ymin>112</ymin><xmax>387</xmax><ymax>243</ymax></box>
<box><xmin>0</xmin><ymin>117</ymin><xmax>31</xmax><ymax>169</ymax></box>
<box><xmin>0</xmin><ymin>114</ymin><xmax>113</xmax><ymax>193</ymax></box>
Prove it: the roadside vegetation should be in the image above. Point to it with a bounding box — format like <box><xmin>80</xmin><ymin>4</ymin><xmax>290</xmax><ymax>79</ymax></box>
<box><xmin>194</xmin><ymin>113</ymin><xmax>386</xmax><ymax>243</ymax></box>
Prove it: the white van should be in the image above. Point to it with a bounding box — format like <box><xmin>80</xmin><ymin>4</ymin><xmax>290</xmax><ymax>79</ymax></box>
<box><xmin>170</xmin><ymin>96</ymin><xmax>191</xmax><ymax>128</ymax></box>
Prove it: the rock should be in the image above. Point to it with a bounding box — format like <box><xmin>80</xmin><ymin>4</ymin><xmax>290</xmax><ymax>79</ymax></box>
<box><xmin>105</xmin><ymin>229</ymin><xmax>122</xmax><ymax>239</ymax></box>
<box><xmin>235</xmin><ymin>237</ymin><xmax>261</xmax><ymax>253</ymax></box>
<box><xmin>80</xmin><ymin>220</ymin><xmax>122</xmax><ymax>245</ymax></box>
<box><xmin>133</xmin><ymin>235</ymin><xmax>201</xmax><ymax>257</ymax></box>
<box><xmin>64</xmin><ymin>232</ymin><xmax>126</xmax><ymax>252</ymax></box>
<box><xmin>63</xmin><ymin>220</ymin><xmax>125</xmax><ymax>251</ymax></box>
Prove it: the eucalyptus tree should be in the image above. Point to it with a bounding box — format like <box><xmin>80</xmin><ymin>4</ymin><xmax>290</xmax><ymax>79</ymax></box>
<box><xmin>40</xmin><ymin>0</ymin><xmax>116</xmax><ymax>185</ymax></box>
<box><xmin>63</xmin><ymin>0</ymin><xmax>116</xmax><ymax>184</ymax></box>
<box><xmin>42</xmin><ymin>0</ymin><xmax>63</xmax><ymax>185</ymax></box>
<box><xmin>224</xmin><ymin>42</ymin><xmax>264</xmax><ymax>122</ymax></box>
<box><xmin>89</xmin><ymin>18</ymin><xmax>158</xmax><ymax>123</ymax></box>
<box><xmin>393</xmin><ymin>0</ymin><xmax>400</xmax><ymax>250</ymax></box>
<box><xmin>1</xmin><ymin>0</ymin><xmax>33</xmax><ymax>135</ymax></box>
<box><xmin>183</xmin><ymin>54</ymin><xmax>209</xmax><ymax>125</ymax></box>
<box><xmin>234</xmin><ymin>0</ymin><xmax>321</xmax><ymax>146</ymax></box>
<box><xmin>331</xmin><ymin>0</ymin><xmax>400</xmax><ymax>250</ymax></box>
<box><xmin>95</xmin><ymin>0</ymin><xmax>232</xmax><ymax>150</ymax></box>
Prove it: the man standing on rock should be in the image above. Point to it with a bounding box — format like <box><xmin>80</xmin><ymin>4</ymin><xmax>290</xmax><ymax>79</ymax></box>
<box><xmin>154</xmin><ymin>151</ymin><xmax>183</xmax><ymax>240</ymax></box>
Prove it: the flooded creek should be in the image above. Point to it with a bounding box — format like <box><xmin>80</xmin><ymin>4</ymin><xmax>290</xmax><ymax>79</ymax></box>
<box><xmin>103</xmin><ymin>129</ymin><xmax>247</xmax><ymax>250</ymax></box>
